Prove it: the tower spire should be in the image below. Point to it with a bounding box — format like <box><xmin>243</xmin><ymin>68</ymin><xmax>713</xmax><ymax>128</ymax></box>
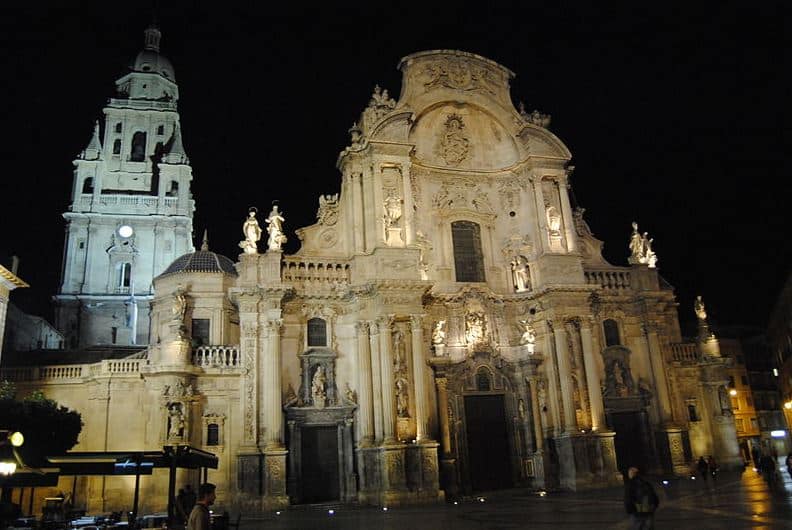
<box><xmin>80</xmin><ymin>120</ymin><xmax>103</xmax><ymax>160</ymax></box>
<box><xmin>143</xmin><ymin>24</ymin><xmax>161</xmax><ymax>52</ymax></box>
<box><xmin>201</xmin><ymin>229</ymin><xmax>209</xmax><ymax>251</ymax></box>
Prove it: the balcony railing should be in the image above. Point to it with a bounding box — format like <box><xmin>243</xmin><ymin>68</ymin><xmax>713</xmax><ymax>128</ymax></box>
<box><xmin>73</xmin><ymin>194</ymin><xmax>187</xmax><ymax>215</ymax></box>
<box><xmin>282</xmin><ymin>257</ymin><xmax>351</xmax><ymax>287</ymax></box>
<box><xmin>584</xmin><ymin>269</ymin><xmax>632</xmax><ymax>291</ymax></box>
<box><xmin>0</xmin><ymin>358</ymin><xmax>143</xmax><ymax>382</ymax></box>
<box><xmin>669</xmin><ymin>343</ymin><xmax>701</xmax><ymax>363</ymax></box>
<box><xmin>193</xmin><ymin>346</ymin><xmax>242</xmax><ymax>369</ymax></box>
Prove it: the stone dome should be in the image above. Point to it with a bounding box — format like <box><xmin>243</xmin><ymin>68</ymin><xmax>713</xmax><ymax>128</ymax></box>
<box><xmin>133</xmin><ymin>49</ymin><xmax>176</xmax><ymax>81</ymax></box>
<box><xmin>160</xmin><ymin>250</ymin><xmax>237</xmax><ymax>277</ymax></box>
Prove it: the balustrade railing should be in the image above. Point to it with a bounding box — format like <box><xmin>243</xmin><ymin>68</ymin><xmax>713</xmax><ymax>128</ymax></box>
<box><xmin>1</xmin><ymin>357</ymin><xmax>142</xmax><ymax>382</ymax></box>
<box><xmin>282</xmin><ymin>257</ymin><xmax>351</xmax><ymax>286</ymax></box>
<box><xmin>73</xmin><ymin>194</ymin><xmax>185</xmax><ymax>215</ymax></box>
<box><xmin>584</xmin><ymin>269</ymin><xmax>632</xmax><ymax>291</ymax></box>
<box><xmin>669</xmin><ymin>343</ymin><xmax>701</xmax><ymax>363</ymax></box>
<box><xmin>38</xmin><ymin>365</ymin><xmax>84</xmax><ymax>380</ymax></box>
<box><xmin>193</xmin><ymin>346</ymin><xmax>242</xmax><ymax>368</ymax></box>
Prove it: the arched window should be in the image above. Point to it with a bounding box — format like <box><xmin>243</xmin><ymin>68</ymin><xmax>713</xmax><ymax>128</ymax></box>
<box><xmin>117</xmin><ymin>262</ymin><xmax>132</xmax><ymax>289</ymax></box>
<box><xmin>207</xmin><ymin>424</ymin><xmax>219</xmax><ymax>446</ymax></box>
<box><xmin>130</xmin><ymin>131</ymin><xmax>147</xmax><ymax>161</ymax></box>
<box><xmin>307</xmin><ymin>318</ymin><xmax>327</xmax><ymax>347</ymax></box>
<box><xmin>82</xmin><ymin>177</ymin><xmax>94</xmax><ymax>194</ymax></box>
<box><xmin>603</xmin><ymin>319</ymin><xmax>621</xmax><ymax>347</ymax></box>
<box><xmin>113</xmin><ymin>139</ymin><xmax>122</xmax><ymax>155</ymax></box>
<box><xmin>167</xmin><ymin>180</ymin><xmax>179</xmax><ymax>196</ymax></box>
<box><xmin>157</xmin><ymin>124</ymin><xmax>165</xmax><ymax>135</ymax></box>
<box><xmin>476</xmin><ymin>367</ymin><xmax>492</xmax><ymax>391</ymax></box>
<box><xmin>115</xmin><ymin>123</ymin><xmax>122</xmax><ymax>133</ymax></box>
<box><xmin>452</xmin><ymin>221</ymin><xmax>485</xmax><ymax>282</ymax></box>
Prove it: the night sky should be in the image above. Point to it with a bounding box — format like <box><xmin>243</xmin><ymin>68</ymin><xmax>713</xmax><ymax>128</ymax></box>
<box><xmin>0</xmin><ymin>4</ymin><xmax>787</xmax><ymax>338</ymax></box>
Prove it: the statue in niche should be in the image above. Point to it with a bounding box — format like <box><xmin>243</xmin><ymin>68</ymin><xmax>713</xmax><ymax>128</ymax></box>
<box><xmin>518</xmin><ymin>320</ymin><xmax>536</xmax><ymax>353</ymax></box>
<box><xmin>546</xmin><ymin>206</ymin><xmax>562</xmax><ymax>235</ymax></box>
<box><xmin>606</xmin><ymin>360</ymin><xmax>631</xmax><ymax>397</ymax></box>
<box><xmin>517</xmin><ymin>399</ymin><xmax>526</xmax><ymax>420</ymax></box>
<box><xmin>265</xmin><ymin>205</ymin><xmax>287</xmax><ymax>251</ymax></box>
<box><xmin>465</xmin><ymin>312</ymin><xmax>486</xmax><ymax>345</ymax></box>
<box><xmin>694</xmin><ymin>295</ymin><xmax>708</xmax><ymax>321</ymax></box>
<box><xmin>395</xmin><ymin>375</ymin><xmax>410</xmax><ymax>418</ymax></box>
<box><xmin>537</xmin><ymin>380</ymin><xmax>547</xmax><ymax>412</ymax></box>
<box><xmin>432</xmin><ymin>320</ymin><xmax>446</xmax><ymax>346</ymax></box>
<box><xmin>511</xmin><ymin>256</ymin><xmax>530</xmax><ymax>292</ymax></box>
<box><xmin>167</xmin><ymin>402</ymin><xmax>185</xmax><ymax>439</ymax></box>
<box><xmin>392</xmin><ymin>329</ymin><xmax>406</xmax><ymax>369</ymax></box>
<box><xmin>239</xmin><ymin>208</ymin><xmax>261</xmax><ymax>254</ymax></box>
<box><xmin>383</xmin><ymin>192</ymin><xmax>403</xmax><ymax>229</ymax></box>
<box><xmin>172</xmin><ymin>287</ymin><xmax>187</xmax><ymax>323</ymax></box>
<box><xmin>311</xmin><ymin>365</ymin><xmax>327</xmax><ymax>409</ymax></box>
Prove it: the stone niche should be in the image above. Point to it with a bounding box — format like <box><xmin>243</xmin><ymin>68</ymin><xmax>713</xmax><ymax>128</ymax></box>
<box><xmin>285</xmin><ymin>349</ymin><xmax>357</xmax><ymax>503</ymax></box>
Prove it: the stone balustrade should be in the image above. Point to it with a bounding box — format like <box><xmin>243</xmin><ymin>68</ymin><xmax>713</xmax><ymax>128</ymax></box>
<box><xmin>282</xmin><ymin>257</ymin><xmax>351</xmax><ymax>286</ymax></box>
<box><xmin>1</xmin><ymin>358</ymin><xmax>142</xmax><ymax>382</ymax></box>
<box><xmin>193</xmin><ymin>345</ymin><xmax>242</xmax><ymax>368</ymax></box>
<box><xmin>669</xmin><ymin>343</ymin><xmax>701</xmax><ymax>363</ymax></box>
<box><xmin>73</xmin><ymin>194</ymin><xmax>186</xmax><ymax>215</ymax></box>
<box><xmin>584</xmin><ymin>269</ymin><xmax>632</xmax><ymax>291</ymax></box>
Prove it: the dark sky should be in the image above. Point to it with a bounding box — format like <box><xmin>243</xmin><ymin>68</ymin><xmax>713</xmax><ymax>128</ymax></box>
<box><xmin>0</xmin><ymin>3</ymin><xmax>788</xmax><ymax>337</ymax></box>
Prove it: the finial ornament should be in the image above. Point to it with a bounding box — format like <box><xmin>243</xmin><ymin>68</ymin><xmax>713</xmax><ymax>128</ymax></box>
<box><xmin>239</xmin><ymin>207</ymin><xmax>261</xmax><ymax>254</ymax></box>
<box><xmin>694</xmin><ymin>295</ymin><xmax>707</xmax><ymax>322</ymax></box>
<box><xmin>200</xmin><ymin>229</ymin><xmax>209</xmax><ymax>251</ymax></box>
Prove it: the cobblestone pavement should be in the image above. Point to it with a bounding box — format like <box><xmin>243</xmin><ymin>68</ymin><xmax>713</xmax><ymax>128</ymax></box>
<box><xmin>235</xmin><ymin>465</ymin><xmax>792</xmax><ymax>529</ymax></box>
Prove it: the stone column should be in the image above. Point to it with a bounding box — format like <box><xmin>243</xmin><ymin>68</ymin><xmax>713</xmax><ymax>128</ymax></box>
<box><xmin>531</xmin><ymin>177</ymin><xmax>547</xmax><ymax>254</ymax></box>
<box><xmin>410</xmin><ymin>314</ymin><xmax>431</xmax><ymax>442</ymax></box>
<box><xmin>558</xmin><ymin>175</ymin><xmax>577</xmax><ymax>253</ymax></box>
<box><xmin>435</xmin><ymin>375</ymin><xmax>458</xmax><ymax>497</ymax></box>
<box><xmin>528</xmin><ymin>377</ymin><xmax>544</xmax><ymax>453</ymax></box>
<box><xmin>645</xmin><ymin>325</ymin><xmax>673</xmax><ymax>423</ymax></box>
<box><xmin>541</xmin><ymin>322</ymin><xmax>561</xmax><ymax>434</ymax></box>
<box><xmin>369</xmin><ymin>322</ymin><xmax>384</xmax><ymax>442</ymax></box>
<box><xmin>263</xmin><ymin>318</ymin><xmax>284</xmax><ymax>449</ymax></box>
<box><xmin>580</xmin><ymin>321</ymin><xmax>606</xmax><ymax>431</ymax></box>
<box><xmin>356</xmin><ymin>321</ymin><xmax>375</xmax><ymax>446</ymax></box>
<box><xmin>378</xmin><ymin>316</ymin><xmax>397</xmax><ymax>444</ymax></box>
<box><xmin>350</xmin><ymin>173</ymin><xmax>366</xmax><ymax>253</ymax></box>
<box><xmin>553</xmin><ymin>322</ymin><xmax>577</xmax><ymax>433</ymax></box>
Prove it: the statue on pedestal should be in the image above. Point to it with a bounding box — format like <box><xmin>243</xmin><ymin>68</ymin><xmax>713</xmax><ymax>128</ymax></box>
<box><xmin>694</xmin><ymin>295</ymin><xmax>707</xmax><ymax>321</ymax></box>
<box><xmin>167</xmin><ymin>402</ymin><xmax>185</xmax><ymax>439</ymax></box>
<box><xmin>311</xmin><ymin>365</ymin><xmax>326</xmax><ymax>409</ymax></box>
<box><xmin>628</xmin><ymin>222</ymin><xmax>643</xmax><ymax>264</ymax></box>
<box><xmin>239</xmin><ymin>208</ymin><xmax>261</xmax><ymax>254</ymax></box>
<box><xmin>266</xmin><ymin>205</ymin><xmax>287</xmax><ymax>251</ymax></box>
<box><xmin>511</xmin><ymin>256</ymin><xmax>530</xmax><ymax>292</ymax></box>
<box><xmin>518</xmin><ymin>320</ymin><xmax>536</xmax><ymax>354</ymax></box>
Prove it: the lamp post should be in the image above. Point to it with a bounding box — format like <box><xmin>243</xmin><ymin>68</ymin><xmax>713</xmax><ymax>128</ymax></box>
<box><xmin>0</xmin><ymin>430</ymin><xmax>25</xmax><ymax>475</ymax></box>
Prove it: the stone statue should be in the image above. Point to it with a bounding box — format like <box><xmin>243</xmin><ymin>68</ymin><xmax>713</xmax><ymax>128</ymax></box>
<box><xmin>511</xmin><ymin>256</ymin><xmax>530</xmax><ymax>292</ymax></box>
<box><xmin>167</xmin><ymin>403</ymin><xmax>184</xmax><ymax>439</ymax></box>
<box><xmin>519</xmin><ymin>320</ymin><xmax>536</xmax><ymax>353</ymax></box>
<box><xmin>432</xmin><ymin>320</ymin><xmax>446</xmax><ymax>345</ymax></box>
<box><xmin>383</xmin><ymin>193</ymin><xmax>403</xmax><ymax>229</ymax></box>
<box><xmin>344</xmin><ymin>382</ymin><xmax>357</xmax><ymax>404</ymax></box>
<box><xmin>546</xmin><ymin>206</ymin><xmax>562</xmax><ymax>235</ymax></box>
<box><xmin>628</xmin><ymin>221</ymin><xmax>643</xmax><ymax>263</ymax></box>
<box><xmin>694</xmin><ymin>295</ymin><xmax>707</xmax><ymax>321</ymax></box>
<box><xmin>642</xmin><ymin>232</ymin><xmax>658</xmax><ymax>268</ymax></box>
<box><xmin>440</xmin><ymin>114</ymin><xmax>470</xmax><ymax>166</ymax></box>
<box><xmin>311</xmin><ymin>365</ymin><xmax>326</xmax><ymax>408</ymax></box>
<box><xmin>718</xmin><ymin>385</ymin><xmax>732</xmax><ymax>414</ymax></box>
<box><xmin>265</xmin><ymin>205</ymin><xmax>287</xmax><ymax>251</ymax></box>
<box><xmin>395</xmin><ymin>376</ymin><xmax>409</xmax><ymax>417</ymax></box>
<box><xmin>517</xmin><ymin>399</ymin><xmax>526</xmax><ymax>420</ymax></box>
<box><xmin>415</xmin><ymin>231</ymin><xmax>433</xmax><ymax>279</ymax></box>
<box><xmin>392</xmin><ymin>330</ymin><xmax>405</xmax><ymax>368</ymax></box>
<box><xmin>172</xmin><ymin>287</ymin><xmax>187</xmax><ymax>323</ymax></box>
<box><xmin>239</xmin><ymin>209</ymin><xmax>261</xmax><ymax>254</ymax></box>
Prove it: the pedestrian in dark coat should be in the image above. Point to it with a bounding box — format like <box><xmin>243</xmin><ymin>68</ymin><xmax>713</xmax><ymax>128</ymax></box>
<box><xmin>624</xmin><ymin>466</ymin><xmax>659</xmax><ymax>529</ymax></box>
<box><xmin>696</xmin><ymin>456</ymin><xmax>709</xmax><ymax>484</ymax></box>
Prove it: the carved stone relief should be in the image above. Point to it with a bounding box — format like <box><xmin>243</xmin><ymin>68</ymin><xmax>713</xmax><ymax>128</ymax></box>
<box><xmin>316</xmin><ymin>194</ymin><xmax>339</xmax><ymax>226</ymax></box>
<box><xmin>437</xmin><ymin>114</ymin><xmax>470</xmax><ymax>167</ymax></box>
<box><xmin>423</xmin><ymin>57</ymin><xmax>498</xmax><ymax>95</ymax></box>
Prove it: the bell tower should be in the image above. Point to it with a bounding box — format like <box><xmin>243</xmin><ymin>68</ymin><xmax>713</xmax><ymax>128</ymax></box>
<box><xmin>54</xmin><ymin>24</ymin><xmax>195</xmax><ymax>348</ymax></box>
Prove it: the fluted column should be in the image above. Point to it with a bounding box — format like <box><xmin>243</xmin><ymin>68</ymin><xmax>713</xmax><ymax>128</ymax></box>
<box><xmin>558</xmin><ymin>175</ymin><xmax>577</xmax><ymax>253</ymax></box>
<box><xmin>378</xmin><ymin>315</ymin><xmax>397</xmax><ymax>444</ymax></box>
<box><xmin>580</xmin><ymin>320</ymin><xmax>606</xmax><ymax>431</ymax></box>
<box><xmin>263</xmin><ymin>318</ymin><xmax>284</xmax><ymax>449</ymax></box>
<box><xmin>646</xmin><ymin>325</ymin><xmax>673</xmax><ymax>423</ymax></box>
<box><xmin>410</xmin><ymin>315</ymin><xmax>431</xmax><ymax>442</ymax></box>
<box><xmin>368</xmin><ymin>322</ymin><xmax>383</xmax><ymax>442</ymax></box>
<box><xmin>356</xmin><ymin>321</ymin><xmax>375</xmax><ymax>445</ymax></box>
<box><xmin>350</xmin><ymin>173</ymin><xmax>365</xmax><ymax>253</ymax></box>
<box><xmin>531</xmin><ymin>177</ymin><xmax>547</xmax><ymax>254</ymax></box>
<box><xmin>541</xmin><ymin>322</ymin><xmax>561</xmax><ymax>434</ymax></box>
<box><xmin>553</xmin><ymin>322</ymin><xmax>577</xmax><ymax>433</ymax></box>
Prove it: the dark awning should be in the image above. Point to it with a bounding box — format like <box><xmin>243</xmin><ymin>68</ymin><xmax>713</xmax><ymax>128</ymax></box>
<box><xmin>0</xmin><ymin>467</ymin><xmax>60</xmax><ymax>487</ymax></box>
<box><xmin>46</xmin><ymin>446</ymin><xmax>218</xmax><ymax>475</ymax></box>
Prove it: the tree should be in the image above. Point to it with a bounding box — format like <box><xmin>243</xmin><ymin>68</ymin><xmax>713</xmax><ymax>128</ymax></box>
<box><xmin>0</xmin><ymin>384</ymin><xmax>83</xmax><ymax>467</ymax></box>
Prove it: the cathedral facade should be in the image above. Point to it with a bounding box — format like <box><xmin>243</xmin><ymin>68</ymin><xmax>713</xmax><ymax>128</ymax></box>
<box><xmin>5</xmin><ymin>31</ymin><xmax>743</xmax><ymax>513</ymax></box>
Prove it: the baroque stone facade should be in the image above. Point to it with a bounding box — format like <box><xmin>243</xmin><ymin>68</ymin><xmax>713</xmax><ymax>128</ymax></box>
<box><xmin>3</xmin><ymin>40</ymin><xmax>744</xmax><ymax>513</ymax></box>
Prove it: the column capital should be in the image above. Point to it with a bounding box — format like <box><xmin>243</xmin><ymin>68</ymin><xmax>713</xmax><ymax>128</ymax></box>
<box><xmin>409</xmin><ymin>314</ymin><xmax>425</xmax><ymax>329</ymax></box>
<box><xmin>377</xmin><ymin>314</ymin><xmax>395</xmax><ymax>332</ymax></box>
<box><xmin>355</xmin><ymin>320</ymin><xmax>370</xmax><ymax>335</ymax></box>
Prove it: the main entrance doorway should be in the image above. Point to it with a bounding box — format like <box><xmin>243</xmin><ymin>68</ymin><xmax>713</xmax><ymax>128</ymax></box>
<box><xmin>299</xmin><ymin>426</ymin><xmax>339</xmax><ymax>503</ymax></box>
<box><xmin>464</xmin><ymin>394</ymin><xmax>512</xmax><ymax>492</ymax></box>
<box><xmin>608</xmin><ymin>410</ymin><xmax>651</xmax><ymax>473</ymax></box>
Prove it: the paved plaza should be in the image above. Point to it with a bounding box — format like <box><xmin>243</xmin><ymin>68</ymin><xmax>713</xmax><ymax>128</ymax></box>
<box><xmin>236</xmin><ymin>465</ymin><xmax>792</xmax><ymax>529</ymax></box>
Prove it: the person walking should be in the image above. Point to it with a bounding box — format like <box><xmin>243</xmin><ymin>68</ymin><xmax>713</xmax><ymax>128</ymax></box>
<box><xmin>707</xmin><ymin>455</ymin><xmax>719</xmax><ymax>486</ymax></box>
<box><xmin>624</xmin><ymin>466</ymin><xmax>659</xmax><ymax>529</ymax></box>
<box><xmin>785</xmin><ymin>452</ymin><xmax>792</xmax><ymax>478</ymax></box>
<box><xmin>696</xmin><ymin>456</ymin><xmax>709</xmax><ymax>485</ymax></box>
<box><xmin>186</xmin><ymin>483</ymin><xmax>215</xmax><ymax>530</ymax></box>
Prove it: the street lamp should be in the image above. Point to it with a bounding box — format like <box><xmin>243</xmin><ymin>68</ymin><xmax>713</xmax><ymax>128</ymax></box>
<box><xmin>0</xmin><ymin>430</ymin><xmax>25</xmax><ymax>475</ymax></box>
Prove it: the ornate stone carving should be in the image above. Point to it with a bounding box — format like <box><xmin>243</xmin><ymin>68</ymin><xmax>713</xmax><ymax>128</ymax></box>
<box><xmin>497</xmin><ymin>177</ymin><xmax>523</xmax><ymax>211</ymax></box>
<box><xmin>518</xmin><ymin>320</ymin><xmax>536</xmax><ymax>353</ymax></box>
<box><xmin>239</xmin><ymin>208</ymin><xmax>261</xmax><ymax>254</ymax></box>
<box><xmin>518</xmin><ymin>102</ymin><xmax>552</xmax><ymax>128</ymax></box>
<box><xmin>465</xmin><ymin>311</ymin><xmax>486</xmax><ymax>345</ymax></box>
<box><xmin>318</xmin><ymin>228</ymin><xmax>338</xmax><ymax>248</ymax></box>
<box><xmin>432</xmin><ymin>320</ymin><xmax>446</xmax><ymax>346</ymax></box>
<box><xmin>628</xmin><ymin>221</ymin><xmax>658</xmax><ymax>268</ymax></box>
<box><xmin>316</xmin><ymin>194</ymin><xmax>339</xmax><ymax>226</ymax></box>
<box><xmin>311</xmin><ymin>365</ymin><xmax>327</xmax><ymax>409</ymax></box>
<box><xmin>510</xmin><ymin>256</ymin><xmax>530</xmax><ymax>293</ymax></box>
<box><xmin>423</xmin><ymin>57</ymin><xmax>497</xmax><ymax>95</ymax></box>
<box><xmin>438</xmin><ymin>114</ymin><xmax>470</xmax><ymax>167</ymax></box>
<box><xmin>361</xmin><ymin>85</ymin><xmax>396</xmax><ymax>133</ymax></box>
<box><xmin>166</xmin><ymin>402</ymin><xmax>185</xmax><ymax>440</ymax></box>
<box><xmin>266</xmin><ymin>205</ymin><xmax>287</xmax><ymax>251</ymax></box>
<box><xmin>471</xmin><ymin>187</ymin><xmax>493</xmax><ymax>213</ymax></box>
